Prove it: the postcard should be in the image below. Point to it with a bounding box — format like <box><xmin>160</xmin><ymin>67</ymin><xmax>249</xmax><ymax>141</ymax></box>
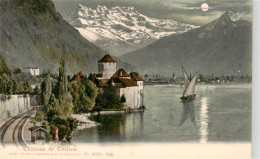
<box><xmin>0</xmin><ymin>0</ymin><xmax>252</xmax><ymax>158</ymax></box>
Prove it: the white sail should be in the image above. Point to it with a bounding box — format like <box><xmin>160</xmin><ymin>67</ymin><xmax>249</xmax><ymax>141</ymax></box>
<box><xmin>183</xmin><ymin>72</ymin><xmax>199</xmax><ymax>96</ymax></box>
<box><xmin>182</xmin><ymin>66</ymin><xmax>190</xmax><ymax>88</ymax></box>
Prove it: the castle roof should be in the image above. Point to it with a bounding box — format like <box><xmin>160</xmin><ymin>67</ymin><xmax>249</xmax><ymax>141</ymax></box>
<box><xmin>99</xmin><ymin>79</ymin><xmax>109</xmax><ymax>87</ymax></box>
<box><xmin>111</xmin><ymin>68</ymin><xmax>130</xmax><ymax>78</ymax></box>
<box><xmin>71</xmin><ymin>71</ymin><xmax>85</xmax><ymax>82</ymax></box>
<box><xmin>111</xmin><ymin>77</ymin><xmax>138</xmax><ymax>88</ymax></box>
<box><xmin>130</xmin><ymin>72</ymin><xmax>143</xmax><ymax>81</ymax></box>
<box><xmin>98</xmin><ymin>54</ymin><xmax>116</xmax><ymax>63</ymax></box>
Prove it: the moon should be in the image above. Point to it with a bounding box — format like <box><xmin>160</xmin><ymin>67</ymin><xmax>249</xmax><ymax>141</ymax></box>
<box><xmin>201</xmin><ymin>3</ymin><xmax>209</xmax><ymax>12</ymax></box>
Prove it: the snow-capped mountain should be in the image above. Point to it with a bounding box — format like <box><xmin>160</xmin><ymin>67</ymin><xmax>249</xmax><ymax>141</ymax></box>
<box><xmin>66</xmin><ymin>4</ymin><xmax>198</xmax><ymax>56</ymax></box>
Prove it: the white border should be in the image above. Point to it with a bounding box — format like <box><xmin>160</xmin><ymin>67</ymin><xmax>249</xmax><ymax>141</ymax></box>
<box><xmin>252</xmin><ymin>0</ymin><xmax>260</xmax><ymax>158</ymax></box>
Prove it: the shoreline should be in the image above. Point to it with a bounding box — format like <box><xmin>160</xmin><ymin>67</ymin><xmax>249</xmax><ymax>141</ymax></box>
<box><xmin>144</xmin><ymin>82</ymin><xmax>252</xmax><ymax>86</ymax></box>
<box><xmin>71</xmin><ymin>109</ymin><xmax>145</xmax><ymax>131</ymax></box>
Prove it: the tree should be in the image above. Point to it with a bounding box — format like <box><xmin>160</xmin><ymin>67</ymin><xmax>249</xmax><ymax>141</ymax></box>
<box><xmin>0</xmin><ymin>55</ymin><xmax>11</xmax><ymax>75</ymax></box>
<box><xmin>51</xmin><ymin>59</ymin><xmax>74</xmax><ymax>117</ymax></box>
<box><xmin>49</xmin><ymin>116</ymin><xmax>77</xmax><ymax>142</ymax></box>
<box><xmin>41</xmin><ymin>73</ymin><xmax>52</xmax><ymax>106</ymax></box>
<box><xmin>45</xmin><ymin>93</ymin><xmax>59</xmax><ymax>120</ymax></box>
<box><xmin>69</xmin><ymin>78</ymin><xmax>98</xmax><ymax>113</ymax></box>
<box><xmin>57</xmin><ymin>92</ymin><xmax>74</xmax><ymax>116</ymax></box>
<box><xmin>12</xmin><ymin>80</ymin><xmax>18</xmax><ymax>94</ymax></box>
<box><xmin>35</xmin><ymin>110</ymin><xmax>45</xmax><ymax>122</ymax></box>
<box><xmin>55</xmin><ymin>59</ymin><xmax>67</xmax><ymax>98</ymax></box>
<box><xmin>95</xmin><ymin>87</ymin><xmax>123</xmax><ymax>110</ymax></box>
<box><xmin>13</xmin><ymin>67</ymin><xmax>21</xmax><ymax>74</ymax></box>
<box><xmin>34</xmin><ymin>86</ymin><xmax>41</xmax><ymax>95</ymax></box>
<box><xmin>6</xmin><ymin>81</ymin><xmax>13</xmax><ymax>95</ymax></box>
<box><xmin>120</xmin><ymin>94</ymin><xmax>126</xmax><ymax>103</ymax></box>
<box><xmin>23</xmin><ymin>82</ymin><xmax>32</xmax><ymax>94</ymax></box>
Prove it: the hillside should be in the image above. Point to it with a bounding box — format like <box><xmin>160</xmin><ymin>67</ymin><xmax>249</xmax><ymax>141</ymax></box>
<box><xmin>0</xmin><ymin>0</ymin><xmax>107</xmax><ymax>75</ymax></box>
<box><xmin>120</xmin><ymin>11</ymin><xmax>252</xmax><ymax>76</ymax></box>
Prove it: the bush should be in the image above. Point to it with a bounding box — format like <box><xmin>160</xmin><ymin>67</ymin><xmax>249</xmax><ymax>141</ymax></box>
<box><xmin>69</xmin><ymin>78</ymin><xmax>98</xmax><ymax>113</ymax></box>
<box><xmin>13</xmin><ymin>67</ymin><xmax>21</xmax><ymax>74</ymax></box>
<box><xmin>120</xmin><ymin>95</ymin><xmax>126</xmax><ymax>103</ymax></box>
<box><xmin>35</xmin><ymin>110</ymin><xmax>45</xmax><ymax>122</ymax></box>
<box><xmin>95</xmin><ymin>87</ymin><xmax>124</xmax><ymax>110</ymax></box>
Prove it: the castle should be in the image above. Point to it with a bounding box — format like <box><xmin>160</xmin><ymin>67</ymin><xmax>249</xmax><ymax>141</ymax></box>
<box><xmin>88</xmin><ymin>54</ymin><xmax>144</xmax><ymax>109</ymax></box>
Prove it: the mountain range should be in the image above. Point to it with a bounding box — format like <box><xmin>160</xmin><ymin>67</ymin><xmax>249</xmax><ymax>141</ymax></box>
<box><xmin>120</xmin><ymin>11</ymin><xmax>252</xmax><ymax>76</ymax></box>
<box><xmin>66</xmin><ymin>4</ymin><xmax>198</xmax><ymax>56</ymax></box>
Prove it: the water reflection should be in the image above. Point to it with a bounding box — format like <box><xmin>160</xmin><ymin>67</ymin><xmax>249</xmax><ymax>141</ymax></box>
<box><xmin>72</xmin><ymin>85</ymin><xmax>251</xmax><ymax>143</ymax></box>
<box><xmin>179</xmin><ymin>101</ymin><xmax>196</xmax><ymax>126</ymax></box>
<box><xmin>199</xmin><ymin>97</ymin><xmax>209</xmax><ymax>143</ymax></box>
<box><xmin>88</xmin><ymin>112</ymin><xmax>144</xmax><ymax>142</ymax></box>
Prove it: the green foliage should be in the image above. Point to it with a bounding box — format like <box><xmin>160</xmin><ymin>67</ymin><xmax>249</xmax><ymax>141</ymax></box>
<box><xmin>0</xmin><ymin>55</ymin><xmax>11</xmax><ymax>76</ymax></box>
<box><xmin>6</xmin><ymin>81</ymin><xmax>13</xmax><ymax>95</ymax></box>
<box><xmin>41</xmin><ymin>73</ymin><xmax>52</xmax><ymax>106</ymax></box>
<box><xmin>30</xmin><ymin>119</ymin><xmax>37</xmax><ymax>125</ymax></box>
<box><xmin>69</xmin><ymin>78</ymin><xmax>98</xmax><ymax>113</ymax></box>
<box><xmin>55</xmin><ymin>59</ymin><xmax>67</xmax><ymax>99</ymax></box>
<box><xmin>50</xmin><ymin>59</ymin><xmax>74</xmax><ymax>117</ymax></box>
<box><xmin>0</xmin><ymin>73</ymin><xmax>33</xmax><ymax>95</ymax></box>
<box><xmin>13</xmin><ymin>67</ymin><xmax>21</xmax><ymax>74</ymax></box>
<box><xmin>57</xmin><ymin>92</ymin><xmax>74</xmax><ymax>117</ymax></box>
<box><xmin>35</xmin><ymin>110</ymin><xmax>45</xmax><ymax>122</ymax></box>
<box><xmin>95</xmin><ymin>87</ymin><xmax>124</xmax><ymax>110</ymax></box>
<box><xmin>42</xmin><ymin>121</ymin><xmax>52</xmax><ymax>141</ymax></box>
<box><xmin>41</xmin><ymin>69</ymin><xmax>58</xmax><ymax>79</ymax></box>
<box><xmin>42</xmin><ymin>121</ymin><xmax>50</xmax><ymax>131</ymax></box>
<box><xmin>23</xmin><ymin>82</ymin><xmax>33</xmax><ymax>94</ymax></box>
<box><xmin>120</xmin><ymin>94</ymin><xmax>126</xmax><ymax>103</ymax></box>
<box><xmin>34</xmin><ymin>86</ymin><xmax>41</xmax><ymax>95</ymax></box>
<box><xmin>48</xmin><ymin>116</ymin><xmax>78</xmax><ymax>142</ymax></box>
<box><xmin>12</xmin><ymin>80</ymin><xmax>18</xmax><ymax>94</ymax></box>
<box><xmin>45</xmin><ymin>93</ymin><xmax>59</xmax><ymax>120</ymax></box>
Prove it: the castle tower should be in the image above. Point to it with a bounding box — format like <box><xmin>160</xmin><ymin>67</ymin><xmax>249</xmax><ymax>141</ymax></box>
<box><xmin>98</xmin><ymin>54</ymin><xmax>117</xmax><ymax>79</ymax></box>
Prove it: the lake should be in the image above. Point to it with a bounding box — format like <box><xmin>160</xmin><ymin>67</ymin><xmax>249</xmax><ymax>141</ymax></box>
<box><xmin>72</xmin><ymin>84</ymin><xmax>251</xmax><ymax>143</ymax></box>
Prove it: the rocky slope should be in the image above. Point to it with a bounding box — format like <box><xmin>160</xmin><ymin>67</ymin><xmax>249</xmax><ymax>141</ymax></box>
<box><xmin>0</xmin><ymin>0</ymin><xmax>108</xmax><ymax>75</ymax></box>
<box><xmin>120</xmin><ymin>12</ymin><xmax>252</xmax><ymax>76</ymax></box>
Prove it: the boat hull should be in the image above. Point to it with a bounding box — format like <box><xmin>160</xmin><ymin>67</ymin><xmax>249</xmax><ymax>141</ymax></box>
<box><xmin>181</xmin><ymin>94</ymin><xmax>196</xmax><ymax>102</ymax></box>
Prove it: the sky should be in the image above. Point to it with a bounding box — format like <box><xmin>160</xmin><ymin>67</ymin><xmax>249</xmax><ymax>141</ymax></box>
<box><xmin>53</xmin><ymin>0</ymin><xmax>252</xmax><ymax>25</ymax></box>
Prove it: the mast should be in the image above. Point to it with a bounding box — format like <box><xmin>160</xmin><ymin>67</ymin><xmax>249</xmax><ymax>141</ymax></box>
<box><xmin>182</xmin><ymin>66</ymin><xmax>190</xmax><ymax>88</ymax></box>
<box><xmin>183</xmin><ymin>72</ymin><xmax>199</xmax><ymax>96</ymax></box>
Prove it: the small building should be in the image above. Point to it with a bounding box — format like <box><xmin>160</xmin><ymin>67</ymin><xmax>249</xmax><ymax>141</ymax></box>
<box><xmin>29</xmin><ymin>126</ymin><xmax>48</xmax><ymax>144</ymax></box>
<box><xmin>23</xmin><ymin>67</ymin><xmax>40</xmax><ymax>76</ymax></box>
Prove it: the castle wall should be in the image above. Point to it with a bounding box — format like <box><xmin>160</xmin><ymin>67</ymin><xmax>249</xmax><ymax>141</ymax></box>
<box><xmin>137</xmin><ymin>81</ymin><xmax>144</xmax><ymax>107</ymax></box>
<box><xmin>98</xmin><ymin>62</ymin><xmax>116</xmax><ymax>79</ymax></box>
<box><xmin>120</xmin><ymin>87</ymin><xmax>138</xmax><ymax>109</ymax></box>
<box><xmin>0</xmin><ymin>94</ymin><xmax>31</xmax><ymax>120</ymax></box>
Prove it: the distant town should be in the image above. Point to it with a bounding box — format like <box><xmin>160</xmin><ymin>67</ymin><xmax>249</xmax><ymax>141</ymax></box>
<box><xmin>143</xmin><ymin>73</ymin><xmax>251</xmax><ymax>85</ymax></box>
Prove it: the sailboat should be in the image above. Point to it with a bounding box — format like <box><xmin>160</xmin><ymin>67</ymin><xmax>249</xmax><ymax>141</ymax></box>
<box><xmin>181</xmin><ymin>66</ymin><xmax>199</xmax><ymax>102</ymax></box>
